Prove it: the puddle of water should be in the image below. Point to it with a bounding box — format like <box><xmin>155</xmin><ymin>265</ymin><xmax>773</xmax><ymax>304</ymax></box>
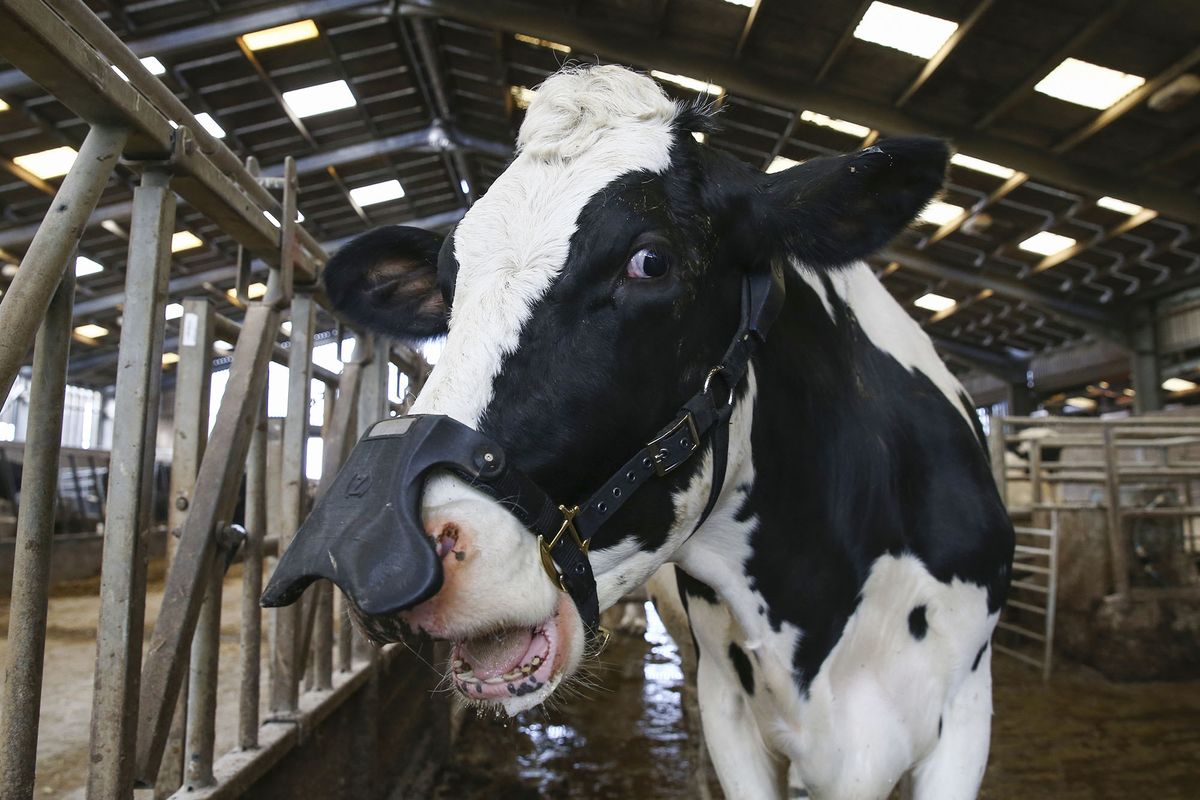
<box><xmin>434</xmin><ymin>602</ymin><xmax>710</xmax><ymax>799</ymax></box>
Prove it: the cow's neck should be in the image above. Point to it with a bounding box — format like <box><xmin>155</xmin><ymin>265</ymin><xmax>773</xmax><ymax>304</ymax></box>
<box><xmin>675</xmin><ymin>258</ymin><xmax>974</xmax><ymax>676</ymax></box>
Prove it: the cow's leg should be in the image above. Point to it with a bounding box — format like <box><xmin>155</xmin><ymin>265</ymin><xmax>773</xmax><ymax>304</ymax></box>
<box><xmin>683</xmin><ymin>589</ymin><xmax>786</xmax><ymax>800</ymax></box>
<box><xmin>907</xmin><ymin>643</ymin><xmax>993</xmax><ymax>800</ymax></box>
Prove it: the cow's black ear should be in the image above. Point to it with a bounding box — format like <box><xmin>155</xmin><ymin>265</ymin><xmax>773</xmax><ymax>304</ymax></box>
<box><xmin>758</xmin><ymin>137</ymin><xmax>950</xmax><ymax>267</ymax></box>
<box><xmin>323</xmin><ymin>225</ymin><xmax>448</xmax><ymax>339</ymax></box>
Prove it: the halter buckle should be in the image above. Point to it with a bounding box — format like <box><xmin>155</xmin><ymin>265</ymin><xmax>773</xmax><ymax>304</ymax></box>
<box><xmin>537</xmin><ymin>505</ymin><xmax>587</xmax><ymax>591</ymax></box>
<box><xmin>647</xmin><ymin>412</ymin><xmax>700</xmax><ymax>477</ymax></box>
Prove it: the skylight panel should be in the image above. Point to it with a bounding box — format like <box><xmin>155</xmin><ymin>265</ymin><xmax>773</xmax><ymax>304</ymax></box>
<box><xmin>692</xmin><ymin>132</ymin><xmax>708</xmax><ymax>144</ymax></box>
<box><xmin>1096</xmin><ymin>196</ymin><xmax>1144</xmax><ymax>216</ymax></box>
<box><xmin>75</xmin><ymin>256</ymin><xmax>104</xmax><ymax>277</ymax></box>
<box><xmin>1162</xmin><ymin>377</ymin><xmax>1197</xmax><ymax>393</ymax></box>
<box><xmin>243</xmin><ymin>20</ymin><xmax>320</xmax><ymax>51</ymax></box>
<box><xmin>950</xmin><ymin>152</ymin><xmax>1016</xmax><ymax>180</ymax></box>
<box><xmin>162</xmin><ymin>352</ymin><xmax>180</xmax><ymax>366</ymax></box>
<box><xmin>349</xmin><ymin>179</ymin><xmax>405</xmax><ymax>207</ymax></box>
<box><xmin>164</xmin><ymin>302</ymin><xmax>184</xmax><ymax>320</ymax></box>
<box><xmin>1018</xmin><ymin>231</ymin><xmax>1076</xmax><ymax>257</ymax></box>
<box><xmin>0</xmin><ymin>98</ymin><xmax>9</xmax><ymax>112</ymax></box>
<box><xmin>799</xmin><ymin>110</ymin><xmax>870</xmax><ymax>138</ymax></box>
<box><xmin>918</xmin><ymin>200</ymin><xmax>964</xmax><ymax>226</ymax></box>
<box><xmin>193</xmin><ymin>112</ymin><xmax>226</xmax><ymax>139</ymax></box>
<box><xmin>282</xmin><ymin>80</ymin><xmax>356</xmax><ymax>119</ymax></box>
<box><xmin>853</xmin><ymin>2</ymin><xmax>958</xmax><ymax>59</ymax></box>
<box><xmin>650</xmin><ymin>70</ymin><xmax>724</xmax><ymax>97</ymax></box>
<box><xmin>13</xmin><ymin>146</ymin><xmax>77</xmax><ymax>179</ymax></box>
<box><xmin>513</xmin><ymin>34</ymin><xmax>570</xmax><ymax>53</ymax></box>
<box><xmin>1034</xmin><ymin>58</ymin><xmax>1145</xmax><ymax>110</ymax></box>
<box><xmin>459</xmin><ymin>179</ymin><xmax>471</xmax><ymax>194</ymax></box>
<box><xmin>510</xmin><ymin>85</ymin><xmax>536</xmax><ymax>110</ymax></box>
<box><xmin>141</xmin><ymin>57</ymin><xmax>166</xmax><ymax>76</ymax></box>
<box><xmin>914</xmin><ymin>293</ymin><xmax>956</xmax><ymax>312</ymax></box>
<box><xmin>74</xmin><ymin>323</ymin><xmax>109</xmax><ymax>341</ymax></box>
<box><xmin>766</xmin><ymin>156</ymin><xmax>800</xmax><ymax>173</ymax></box>
<box><xmin>171</xmin><ymin>231</ymin><xmax>203</xmax><ymax>252</ymax></box>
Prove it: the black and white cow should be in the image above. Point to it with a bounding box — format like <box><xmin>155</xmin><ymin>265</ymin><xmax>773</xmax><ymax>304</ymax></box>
<box><xmin>321</xmin><ymin>66</ymin><xmax>1013</xmax><ymax>799</ymax></box>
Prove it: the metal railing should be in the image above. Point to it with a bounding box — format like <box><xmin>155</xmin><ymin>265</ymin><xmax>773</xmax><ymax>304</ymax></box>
<box><xmin>989</xmin><ymin>415</ymin><xmax>1200</xmax><ymax>600</ymax></box>
<box><xmin>0</xmin><ymin>443</ymin><xmax>112</xmax><ymax>535</ymax></box>
<box><xmin>995</xmin><ymin>514</ymin><xmax>1059</xmax><ymax>682</ymax></box>
<box><xmin>0</xmin><ymin>1</ymin><xmax>433</xmax><ymax>797</ymax></box>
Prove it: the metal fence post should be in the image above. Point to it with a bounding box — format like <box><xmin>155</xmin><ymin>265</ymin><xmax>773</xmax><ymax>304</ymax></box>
<box><xmin>1103</xmin><ymin>426</ymin><xmax>1132</xmax><ymax>598</ymax></box>
<box><xmin>0</xmin><ymin>125</ymin><xmax>126</xmax><ymax>401</ymax></box>
<box><xmin>240</xmin><ymin>396</ymin><xmax>268</xmax><ymax>749</ymax></box>
<box><xmin>87</xmin><ymin>166</ymin><xmax>175</xmax><ymax>800</ymax></box>
<box><xmin>270</xmin><ymin>292</ymin><xmax>314</xmax><ymax>714</ymax></box>
<box><xmin>156</xmin><ymin>298</ymin><xmax>215</xmax><ymax>798</ymax></box>
<box><xmin>0</xmin><ymin>269</ymin><xmax>76</xmax><ymax>800</ymax></box>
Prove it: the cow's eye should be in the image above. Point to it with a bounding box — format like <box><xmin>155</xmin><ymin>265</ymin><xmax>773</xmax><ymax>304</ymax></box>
<box><xmin>626</xmin><ymin>247</ymin><xmax>670</xmax><ymax>280</ymax></box>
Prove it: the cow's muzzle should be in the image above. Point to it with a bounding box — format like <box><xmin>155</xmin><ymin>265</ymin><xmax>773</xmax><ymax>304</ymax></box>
<box><xmin>260</xmin><ymin>415</ymin><xmax>507</xmax><ymax>617</ymax></box>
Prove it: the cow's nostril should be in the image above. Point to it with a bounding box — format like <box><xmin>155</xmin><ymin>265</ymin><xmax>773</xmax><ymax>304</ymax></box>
<box><xmin>436</xmin><ymin>523</ymin><xmax>461</xmax><ymax>560</ymax></box>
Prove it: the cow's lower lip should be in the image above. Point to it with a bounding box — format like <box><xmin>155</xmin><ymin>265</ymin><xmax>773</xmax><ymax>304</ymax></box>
<box><xmin>450</xmin><ymin>612</ymin><xmax>561</xmax><ymax>701</ymax></box>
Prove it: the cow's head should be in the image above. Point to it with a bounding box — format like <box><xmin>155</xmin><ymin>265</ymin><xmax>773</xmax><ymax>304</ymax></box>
<box><xmin>320</xmin><ymin>66</ymin><xmax>948</xmax><ymax>713</ymax></box>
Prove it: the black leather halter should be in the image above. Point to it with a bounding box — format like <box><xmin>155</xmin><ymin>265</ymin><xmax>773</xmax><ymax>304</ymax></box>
<box><xmin>262</xmin><ymin>262</ymin><xmax>786</xmax><ymax>641</ymax></box>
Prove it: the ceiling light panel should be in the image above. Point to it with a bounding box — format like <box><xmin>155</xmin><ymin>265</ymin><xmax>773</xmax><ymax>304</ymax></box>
<box><xmin>913</xmin><ymin>292</ymin><xmax>956</xmax><ymax>312</ymax></box>
<box><xmin>513</xmin><ymin>33</ymin><xmax>570</xmax><ymax>53</ymax></box>
<box><xmin>766</xmin><ymin>156</ymin><xmax>800</xmax><ymax>173</ymax></box>
<box><xmin>853</xmin><ymin>2</ymin><xmax>959</xmax><ymax>59</ymax></box>
<box><xmin>74</xmin><ymin>323</ymin><xmax>109</xmax><ymax>340</ymax></box>
<box><xmin>799</xmin><ymin>110</ymin><xmax>870</xmax><ymax>138</ymax></box>
<box><xmin>650</xmin><ymin>70</ymin><xmax>724</xmax><ymax>96</ymax></box>
<box><xmin>193</xmin><ymin>112</ymin><xmax>226</xmax><ymax>138</ymax></box>
<box><xmin>282</xmin><ymin>80</ymin><xmax>356</xmax><ymax>119</ymax></box>
<box><xmin>918</xmin><ymin>200</ymin><xmax>965</xmax><ymax>226</ymax></box>
<box><xmin>1035</xmin><ymin>58</ymin><xmax>1145</xmax><ymax>110</ymax></box>
<box><xmin>349</xmin><ymin>179</ymin><xmax>405</xmax><ymax>207</ymax></box>
<box><xmin>1018</xmin><ymin>231</ymin><xmax>1076</xmax><ymax>256</ymax></box>
<box><xmin>243</xmin><ymin>20</ymin><xmax>320</xmax><ymax>51</ymax></box>
<box><xmin>950</xmin><ymin>153</ymin><xmax>1015</xmax><ymax>179</ymax></box>
<box><xmin>1096</xmin><ymin>196</ymin><xmax>1144</xmax><ymax>215</ymax></box>
<box><xmin>171</xmin><ymin>231</ymin><xmax>203</xmax><ymax>252</ymax></box>
<box><xmin>75</xmin><ymin>256</ymin><xmax>104</xmax><ymax>277</ymax></box>
<box><xmin>164</xmin><ymin>302</ymin><xmax>184</xmax><ymax>320</ymax></box>
<box><xmin>13</xmin><ymin>146</ymin><xmax>78</xmax><ymax>179</ymax></box>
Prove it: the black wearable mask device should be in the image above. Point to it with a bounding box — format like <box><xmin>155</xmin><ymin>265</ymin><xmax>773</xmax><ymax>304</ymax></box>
<box><xmin>261</xmin><ymin>261</ymin><xmax>786</xmax><ymax>640</ymax></box>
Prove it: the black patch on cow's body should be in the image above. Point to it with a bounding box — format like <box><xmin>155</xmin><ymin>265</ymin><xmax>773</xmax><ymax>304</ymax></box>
<box><xmin>741</xmin><ymin>270</ymin><xmax>1014</xmax><ymax>691</ymax></box>
<box><xmin>938</xmin><ymin>716</ymin><xmax>943</xmax><ymax>737</ymax></box>
<box><xmin>676</xmin><ymin>567</ymin><xmax>719</xmax><ymax>607</ymax></box>
<box><xmin>728</xmin><ymin>642</ymin><xmax>755</xmax><ymax>694</ymax></box>
<box><xmin>972</xmin><ymin>641</ymin><xmax>988</xmax><ymax>671</ymax></box>
<box><xmin>908</xmin><ymin>605</ymin><xmax>928</xmax><ymax>640</ymax></box>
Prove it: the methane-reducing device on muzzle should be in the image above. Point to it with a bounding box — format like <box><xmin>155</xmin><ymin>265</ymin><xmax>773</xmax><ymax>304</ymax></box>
<box><xmin>261</xmin><ymin>264</ymin><xmax>787</xmax><ymax>639</ymax></box>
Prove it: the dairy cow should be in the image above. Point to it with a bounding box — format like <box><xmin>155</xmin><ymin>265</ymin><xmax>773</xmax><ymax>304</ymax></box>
<box><xmin>272</xmin><ymin>66</ymin><xmax>1014</xmax><ymax>799</ymax></box>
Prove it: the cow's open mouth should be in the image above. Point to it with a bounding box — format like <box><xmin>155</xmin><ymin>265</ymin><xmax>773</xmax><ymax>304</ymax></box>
<box><xmin>450</xmin><ymin>609</ymin><xmax>563</xmax><ymax>704</ymax></box>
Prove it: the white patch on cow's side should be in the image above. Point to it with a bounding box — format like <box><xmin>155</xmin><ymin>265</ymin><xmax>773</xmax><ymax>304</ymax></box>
<box><xmin>810</xmin><ymin>259</ymin><xmax>973</xmax><ymax>428</ymax></box>
<box><xmin>411</xmin><ymin>66</ymin><xmax>679</xmax><ymax>426</ymax></box>
<box><xmin>782</xmin><ymin>554</ymin><xmax>996</xmax><ymax>799</ymax></box>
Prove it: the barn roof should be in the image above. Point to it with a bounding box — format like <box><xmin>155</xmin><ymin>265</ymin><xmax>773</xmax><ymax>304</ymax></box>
<box><xmin>0</xmin><ymin>0</ymin><xmax>1197</xmax><ymax>394</ymax></box>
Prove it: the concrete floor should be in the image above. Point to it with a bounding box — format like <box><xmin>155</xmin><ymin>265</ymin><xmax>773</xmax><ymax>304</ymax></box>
<box><xmin>2</xmin><ymin>580</ymin><xmax>1198</xmax><ymax>798</ymax></box>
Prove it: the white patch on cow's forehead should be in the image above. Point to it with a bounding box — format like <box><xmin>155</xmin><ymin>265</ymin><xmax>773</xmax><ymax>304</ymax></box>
<box><xmin>411</xmin><ymin>66</ymin><xmax>679</xmax><ymax>426</ymax></box>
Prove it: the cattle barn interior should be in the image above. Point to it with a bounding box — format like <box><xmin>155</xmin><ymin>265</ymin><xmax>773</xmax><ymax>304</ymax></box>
<box><xmin>0</xmin><ymin>0</ymin><xmax>1198</xmax><ymax>798</ymax></box>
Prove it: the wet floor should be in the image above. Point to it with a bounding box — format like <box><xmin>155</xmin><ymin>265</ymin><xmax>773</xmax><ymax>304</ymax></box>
<box><xmin>433</xmin><ymin>604</ymin><xmax>718</xmax><ymax>799</ymax></box>
<box><xmin>436</xmin><ymin>603</ymin><xmax>1200</xmax><ymax>800</ymax></box>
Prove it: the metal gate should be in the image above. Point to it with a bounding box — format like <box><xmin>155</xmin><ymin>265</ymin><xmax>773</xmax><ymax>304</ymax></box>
<box><xmin>0</xmin><ymin>1</ymin><xmax>437</xmax><ymax>797</ymax></box>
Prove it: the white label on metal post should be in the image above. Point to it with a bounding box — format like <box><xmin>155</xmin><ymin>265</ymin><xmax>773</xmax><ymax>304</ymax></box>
<box><xmin>181</xmin><ymin>312</ymin><xmax>199</xmax><ymax>347</ymax></box>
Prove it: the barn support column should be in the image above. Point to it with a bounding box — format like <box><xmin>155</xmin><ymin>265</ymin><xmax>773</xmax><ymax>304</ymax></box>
<box><xmin>1005</xmin><ymin>379</ymin><xmax>1036</xmax><ymax>416</ymax></box>
<box><xmin>1130</xmin><ymin>305</ymin><xmax>1164</xmax><ymax>414</ymax></box>
<box><xmin>87</xmin><ymin>166</ymin><xmax>175</xmax><ymax>799</ymax></box>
